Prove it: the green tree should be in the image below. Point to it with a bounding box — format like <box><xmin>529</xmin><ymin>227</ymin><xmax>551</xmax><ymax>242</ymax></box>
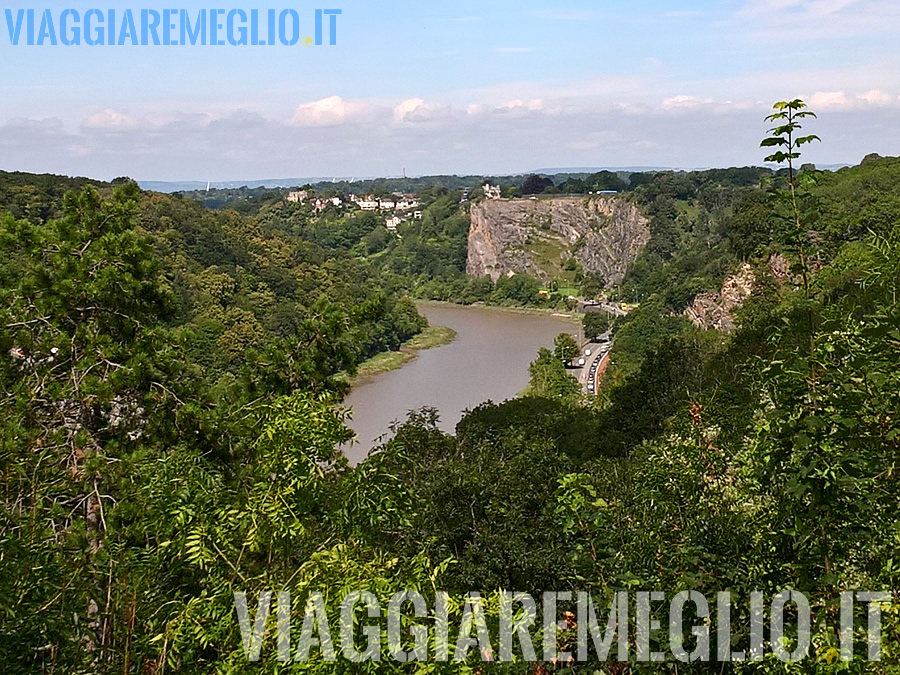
<box><xmin>761</xmin><ymin>98</ymin><xmax>820</xmax><ymax>297</ymax></box>
<box><xmin>553</xmin><ymin>331</ymin><xmax>579</xmax><ymax>363</ymax></box>
<box><xmin>582</xmin><ymin>311</ymin><xmax>611</xmax><ymax>340</ymax></box>
<box><xmin>529</xmin><ymin>347</ymin><xmax>581</xmax><ymax>400</ymax></box>
<box><xmin>730</xmin><ymin>190</ymin><xmax>775</xmax><ymax>260</ymax></box>
<box><xmin>492</xmin><ymin>273</ymin><xmax>541</xmax><ymax>305</ymax></box>
<box><xmin>0</xmin><ymin>185</ymin><xmax>190</xmax><ymax>670</ymax></box>
<box><xmin>521</xmin><ymin>174</ymin><xmax>554</xmax><ymax>195</ymax></box>
<box><xmin>579</xmin><ymin>271</ymin><xmax>606</xmax><ymax>298</ymax></box>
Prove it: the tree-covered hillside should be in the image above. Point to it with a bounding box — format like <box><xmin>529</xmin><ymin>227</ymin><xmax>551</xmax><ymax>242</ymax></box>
<box><xmin>0</xmin><ymin>109</ymin><xmax>898</xmax><ymax>672</ymax></box>
<box><xmin>217</xmin><ymin>169</ymin><xmax>782</xmax><ymax>310</ymax></box>
<box><xmin>0</xmin><ymin>169</ymin><xmax>111</xmax><ymax>223</ymax></box>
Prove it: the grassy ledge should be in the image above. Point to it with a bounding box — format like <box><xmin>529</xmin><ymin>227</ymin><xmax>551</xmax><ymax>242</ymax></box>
<box><xmin>345</xmin><ymin>324</ymin><xmax>457</xmax><ymax>386</ymax></box>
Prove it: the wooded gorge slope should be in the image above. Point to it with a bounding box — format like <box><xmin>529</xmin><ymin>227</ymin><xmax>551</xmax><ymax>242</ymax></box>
<box><xmin>1</xmin><ymin>154</ymin><xmax>898</xmax><ymax>672</ymax></box>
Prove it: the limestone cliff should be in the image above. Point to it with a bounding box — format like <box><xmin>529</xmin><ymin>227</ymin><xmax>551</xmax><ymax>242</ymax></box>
<box><xmin>684</xmin><ymin>263</ymin><xmax>756</xmax><ymax>332</ymax></box>
<box><xmin>466</xmin><ymin>196</ymin><xmax>650</xmax><ymax>283</ymax></box>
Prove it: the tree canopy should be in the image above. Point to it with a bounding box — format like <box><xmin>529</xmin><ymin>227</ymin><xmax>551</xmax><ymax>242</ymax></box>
<box><xmin>1</xmin><ymin>116</ymin><xmax>899</xmax><ymax>671</ymax></box>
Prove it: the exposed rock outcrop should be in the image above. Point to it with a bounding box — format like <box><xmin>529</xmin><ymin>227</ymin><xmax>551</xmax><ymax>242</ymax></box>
<box><xmin>685</xmin><ymin>263</ymin><xmax>756</xmax><ymax>332</ymax></box>
<box><xmin>466</xmin><ymin>196</ymin><xmax>650</xmax><ymax>283</ymax></box>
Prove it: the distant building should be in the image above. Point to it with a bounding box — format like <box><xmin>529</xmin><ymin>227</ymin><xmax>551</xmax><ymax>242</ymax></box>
<box><xmin>413</xmin><ymin>210</ymin><xmax>423</xmax><ymax>220</ymax></box>
<box><xmin>286</xmin><ymin>190</ymin><xmax>308</xmax><ymax>203</ymax></box>
<box><xmin>379</xmin><ymin>199</ymin><xmax>396</xmax><ymax>210</ymax></box>
<box><xmin>385</xmin><ymin>216</ymin><xmax>402</xmax><ymax>231</ymax></box>
<box><xmin>483</xmin><ymin>183</ymin><xmax>502</xmax><ymax>200</ymax></box>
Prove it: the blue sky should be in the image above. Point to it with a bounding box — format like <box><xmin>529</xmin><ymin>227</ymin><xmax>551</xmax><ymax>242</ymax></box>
<box><xmin>2</xmin><ymin>0</ymin><xmax>900</xmax><ymax>180</ymax></box>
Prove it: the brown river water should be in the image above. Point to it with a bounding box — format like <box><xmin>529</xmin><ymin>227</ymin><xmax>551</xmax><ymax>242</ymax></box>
<box><xmin>341</xmin><ymin>303</ymin><xmax>577</xmax><ymax>465</ymax></box>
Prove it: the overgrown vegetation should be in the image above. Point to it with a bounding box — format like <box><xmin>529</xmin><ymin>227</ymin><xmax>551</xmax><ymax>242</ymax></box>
<box><xmin>1</xmin><ymin>102</ymin><xmax>898</xmax><ymax>672</ymax></box>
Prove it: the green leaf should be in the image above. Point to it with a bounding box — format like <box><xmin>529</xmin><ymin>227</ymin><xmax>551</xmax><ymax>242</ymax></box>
<box><xmin>770</xmin><ymin>124</ymin><xmax>798</xmax><ymax>137</ymax></box>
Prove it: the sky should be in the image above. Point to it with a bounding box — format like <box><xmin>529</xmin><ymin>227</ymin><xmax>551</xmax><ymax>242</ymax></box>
<box><xmin>2</xmin><ymin>0</ymin><xmax>900</xmax><ymax>181</ymax></box>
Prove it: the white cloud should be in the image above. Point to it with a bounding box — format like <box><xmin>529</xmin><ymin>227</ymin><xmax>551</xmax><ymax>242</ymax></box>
<box><xmin>4</xmin><ymin>87</ymin><xmax>900</xmax><ymax>180</ymax></box>
<box><xmin>495</xmin><ymin>99</ymin><xmax>545</xmax><ymax>112</ymax></box>
<box><xmin>289</xmin><ymin>96</ymin><xmax>381</xmax><ymax>127</ymax></box>
<box><xmin>80</xmin><ymin>109</ymin><xmax>225</xmax><ymax>135</ymax></box>
<box><xmin>660</xmin><ymin>96</ymin><xmax>764</xmax><ymax>115</ymax></box>
<box><xmin>859</xmin><ymin>89</ymin><xmax>896</xmax><ymax>106</ymax></box>
<box><xmin>1</xmin><ymin>116</ymin><xmax>66</xmax><ymax>136</ymax></box>
<box><xmin>807</xmin><ymin>90</ymin><xmax>851</xmax><ymax>109</ymax></box>
<box><xmin>393</xmin><ymin>98</ymin><xmax>426</xmax><ymax>124</ymax></box>
<box><xmin>392</xmin><ymin>98</ymin><xmax>455</xmax><ymax>125</ymax></box>
<box><xmin>82</xmin><ymin>108</ymin><xmax>140</xmax><ymax>131</ymax></box>
<box><xmin>807</xmin><ymin>89</ymin><xmax>898</xmax><ymax>109</ymax></box>
<box><xmin>661</xmin><ymin>95</ymin><xmax>711</xmax><ymax>111</ymax></box>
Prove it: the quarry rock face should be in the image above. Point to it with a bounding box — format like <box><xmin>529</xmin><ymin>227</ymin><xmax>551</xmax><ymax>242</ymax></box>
<box><xmin>466</xmin><ymin>196</ymin><xmax>651</xmax><ymax>283</ymax></box>
<box><xmin>685</xmin><ymin>263</ymin><xmax>756</xmax><ymax>332</ymax></box>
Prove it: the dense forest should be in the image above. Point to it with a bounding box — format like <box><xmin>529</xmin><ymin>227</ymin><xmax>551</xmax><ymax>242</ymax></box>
<box><xmin>190</xmin><ymin>165</ymin><xmax>793</xmax><ymax>310</ymax></box>
<box><xmin>1</xmin><ymin>106</ymin><xmax>898</xmax><ymax>672</ymax></box>
<box><xmin>174</xmin><ymin>170</ymin><xmax>636</xmax><ymax>211</ymax></box>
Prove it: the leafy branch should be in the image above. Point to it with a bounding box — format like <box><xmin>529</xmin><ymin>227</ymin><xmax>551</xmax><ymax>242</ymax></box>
<box><xmin>761</xmin><ymin>98</ymin><xmax>820</xmax><ymax>297</ymax></box>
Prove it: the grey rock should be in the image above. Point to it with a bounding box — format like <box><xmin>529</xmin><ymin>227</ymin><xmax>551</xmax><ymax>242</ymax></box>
<box><xmin>467</xmin><ymin>196</ymin><xmax>650</xmax><ymax>284</ymax></box>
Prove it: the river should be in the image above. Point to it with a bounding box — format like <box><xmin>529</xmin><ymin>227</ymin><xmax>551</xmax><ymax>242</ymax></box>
<box><xmin>342</xmin><ymin>303</ymin><xmax>578</xmax><ymax>465</ymax></box>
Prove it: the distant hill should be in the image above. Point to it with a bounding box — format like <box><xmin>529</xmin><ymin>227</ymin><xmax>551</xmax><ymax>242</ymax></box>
<box><xmin>530</xmin><ymin>166</ymin><xmax>672</xmax><ymax>174</ymax></box>
<box><xmin>141</xmin><ymin>170</ymin><xmax>677</xmax><ymax>194</ymax></box>
<box><xmin>536</xmin><ymin>163</ymin><xmax>856</xmax><ymax>175</ymax></box>
<box><xmin>138</xmin><ymin>178</ymin><xmax>341</xmax><ymax>193</ymax></box>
